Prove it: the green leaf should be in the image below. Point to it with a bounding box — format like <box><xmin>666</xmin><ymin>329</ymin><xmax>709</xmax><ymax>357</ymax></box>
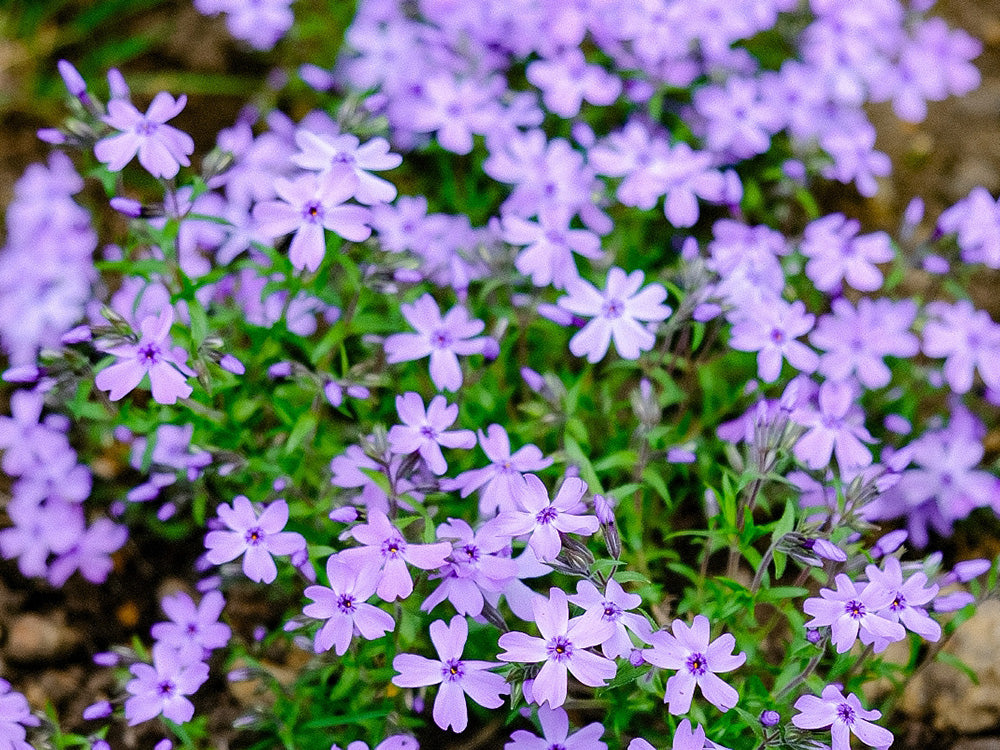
<box><xmin>188</xmin><ymin>299</ymin><xmax>209</xmax><ymax>348</ymax></box>
<box><xmin>284</xmin><ymin>411</ymin><xmax>318</xmax><ymax>455</ymax></box>
<box><xmin>936</xmin><ymin>651</ymin><xmax>979</xmax><ymax>685</ymax></box>
<box><xmin>564</xmin><ymin>435</ymin><xmax>603</xmax><ymax>493</ymax></box>
<box><xmin>601</xmin><ymin>662</ymin><xmax>649</xmax><ymax>690</ymax></box>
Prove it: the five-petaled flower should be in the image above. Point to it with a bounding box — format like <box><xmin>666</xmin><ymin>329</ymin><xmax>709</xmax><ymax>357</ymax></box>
<box><xmin>124</xmin><ymin>643</ymin><xmax>209</xmax><ymax>726</ymax></box>
<box><xmin>94</xmin><ymin>92</ymin><xmax>195</xmax><ymax>179</ymax></box>
<box><xmin>641</xmin><ymin>614</ymin><xmax>746</xmax><ymax>715</ymax></box>
<box><xmin>94</xmin><ymin>307</ymin><xmax>194</xmax><ymax>405</ymax></box>
<box><xmin>497</xmin><ymin>587</ymin><xmax>616</xmax><ymax>708</ymax></box>
<box><xmin>392</xmin><ymin>615</ymin><xmax>509</xmax><ymax>732</ymax></box>
<box><xmin>802</xmin><ymin>573</ymin><xmax>907</xmax><ymax>653</ymax></box>
<box><xmin>387</xmin><ymin>392</ymin><xmax>476</xmax><ymax>475</ymax></box>
<box><xmin>303</xmin><ymin>555</ymin><xmax>395</xmax><ymax>655</ymax></box>
<box><xmin>792</xmin><ymin>684</ymin><xmax>894</xmax><ymax>750</ymax></box>
<box><xmin>204</xmin><ymin>497</ymin><xmax>306</xmax><ymax>584</ymax></box>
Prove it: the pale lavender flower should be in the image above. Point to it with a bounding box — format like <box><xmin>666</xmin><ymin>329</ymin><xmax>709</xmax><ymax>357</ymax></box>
<box><xmin>383</xmin><ymin>294</ymin><xmax>487</xmax><ymax>391</ymax></box>
<box><xmin>497</xmin><ymin>587</ymin><xmax>616</xmax><ymax>708</ymax></box>
<box><xmin>729</xmin><ymin>299</ymin><xmax>818</xmax><ymax>383</ymax></box>
<box><xmin>253</xmin><ymin>170</ymin><xmax>371</xmax><ymax>272</ymax></box>
<box><xmin>803</xmin><ymin>573</ymin><xmax>906</xmax><ymax>653</ymax></box>
<box><xmin>339</xmin><ymin>510</ymin><xmax>451</xmax><ymax>602</ymax></box>
<box><xmin>799</xmin><ymin>214</ymin><xmax>894</xmax><ymax>293</ymax></box>
<box><xmin>387</xmin><ymin>392</ymin><xmax>475</xmax><ymax>475</ymax></box>
<box><xmin>642</xmin><ymin>615</ymin><xmax>746</xmax><ymax>715</ymax></box>
<box><xmin>47</xmin><ymin>517</ymin><xmax>128</xmax><ymax>586</ymax></box>
<box><xmin>392</xmin><ymin>615</ymin><xmax>509</xmax><ymax>732</ymax></box>
<box><xmin>922</xmin><ymin>300</ymin><xmax>1000</xmax><ymax>394</ymax></box>
<box><xmin>94</xmin><ymin>92</ymin><xmax>194</xmax><ymax>179</ymax></box>
<box><xmin>291</xmin><ymin>130</ymin><xmax>401</xmax><ymax>205</ymax></box>
<box><xmin>526</xmin><ymin>48</ymin><xmax>621</xmax><ymax>118</ymax></box>
<box><xmin>506</xmin><ymin>705</ymin><xmax>606</xmax><ymax>750</ymax></box>
<box><xmin>421</xmin><ymin>518</ymin><xmax>519</xmax><ymax>617</ymax></box>
<box><xmin>938</xmin><ymin>187</ymin><xmax>1000</xmax><ymax>268</ymax></box>
<box><xmin>487</xmin><ymin>475</ymin><xmax>598</xmax><ymax>562</ymax></box>
<box><xmin>0</xmin><ymin>679</ymin><xmax>39</xmax><ymax>750</ymax></box>
<box><xmin>193</xmin><ymin>0</ymin><xmax>294</xmax><ymax>50</ymax></box>
<box><xmin>557</xmin><ymin>267</ymin><xmax>671</xmax><ymax>363</ymax></box>
<box><xmin>791</xmin><ymin>380</ymin><xmax>875</xmax><ymax>471</ymax></box>
<box><xmin>303</xmin><ymin>556</ymin><xmax>395</xmax><ymax>655</ymax></box>
<box><xmin>204</xmin><ymin>497</ymin><xmax>306</xmax><ymax>584</ymax></box>
<box><xmin>124</xmin><ymin>644</ymin><xmax>209</xmax><ymax>726</ymax></box>
<box><xmin>501</xmin><ymin>206</ymin><xmax>603</xmax><ymax>289</ymax></box>
<box><xmin>442</xmin><ymin>424</ymin><xmax>553</xmax><ymax>516</ymax></box>
<box><xmin>568</xmin><ymin>579</ymin><xmax>652</xmax><ymax>659</ymax></box>
<box><xmin>628</xmin><ymin>719</ymin><xmax>729</xmax><ymax>750</ymax></box>
<box><xmin>792</xmin><ymin>684</ymin><xmax>893</xmax><ymax>750</ymax></box>
<box><xmin>863</xmin><ymin>556</ymin><xmax>940</xmax><ymax>646</ymax></box>
<box><xmin>332</xmin><ymin>736</ymin><xmax>418</xmax><ymax>750</ymax></box>
<box><xmin>95</xmin><ymin>307</ymin><xmax>194</xmax><ymax>404</ymax></box>
<box><xmin>150</xmin><ymin>591</ymin><xmax>232</xmax><ymax>662</ymax></box>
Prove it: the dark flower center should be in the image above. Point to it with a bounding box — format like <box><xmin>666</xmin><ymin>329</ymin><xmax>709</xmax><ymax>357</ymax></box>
<box><xmin>185</xmin><ymin>622</ymin><xmax>199</xmax><ymax>635</ymax></box>
<box><xmin>836</xmin><ymin>702</ymin><xmax>856</xmax><ymax>725</ymax></box>
<box><xmin>601</xmin><ymin>299</ymin><xmax>624</xmax><ymax>319</ymax></box>
<box><xmin>303</xmin><ymin>201</ymin><xmax>324</xmax><ymax>222</ymax></box>
<box><xmin>431</xmin><ymin>329</ymin><xmax>454</xmax><ymax>348</ymax></box>
<box><xmin>602</xmin><ymin>601</ymin><xmax>622</xmax><ymax>621</ymax></box>
<box><xmin>136</xmin><ymin>119</ymin><xmax>159</xmax><ymax>136</ymax></box>
<box><xmin>441</xmin><ymin>658</ymin><xmax>465</xmax><ymax>682</ymax></box>
<box><xmin>420</xmin><ymin>425</ymin><xmax>437</xmax><ymax>439</ymax></box>
<box><xmin>138</xmin><ymin>343</ymin><xmax>161</xmax><ymax>365</ymax></box>
<box><xmin>770</xmin><ymin>328</ymin><xmax>786</xmax><ymax>344</ymax></box>
<box><xmin>535</xmin><ymin>507</ymin><xmax>558</xmax><ymax>525</ymax></box>
<box><xmin>245</xmin><ymin>526</ymin><xmax>264</xmax><ymax>546</ymax></box>
<box><xmin>686</xmin><ymin>652</ymin><xmax>707</xmax><ymax>676</ymax></box>
<box><xmin>337</xmin><ymin>594</ymin><xmax>356</xmax><ymax>614</ymax></box>
<box><xmin>546</xmin><ymin>635</ymin><xmax>574</xmax><ymax>662</ymax></box>
<box><xmin>890</xmin><ymin>593</ymin><xmax>906</xmax><ymax>611</ymax></box>
<box><xmin>844</xmin><ymin>599</ymin><xmax>865</xmax><ymax>619</ymax></box>
<box><xmin>462</xmin><ymin>544</ymin><xmax>480</xmax><ymax>562</ymax></box>
<box><xmin>381</xmin><ymin>536</ymin><xmax>406</xmax><ymax>559</ymax></box>
<box><xmin>157</xmin><ymin>679</ymin><xmax>176</xmax><ymax>697</ymax></box>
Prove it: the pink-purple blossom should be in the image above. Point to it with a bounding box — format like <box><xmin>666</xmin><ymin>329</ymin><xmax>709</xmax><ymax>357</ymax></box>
<box><xmin>204</xmin><ymin>497</ymin><xmax>306</xmax><ymax>584</ymax></box>
<box><xmin>506</xmin><ymin>705</ymin><xmax>606</xmax><ymax>750</ymax></box>
<box><xmin>94</xmin><ymin>92</ymin><xmax>194</xmax><ymax>179</ymax></box>
<box><xmin>792</xmin><ymin>684</ymin><xmax>893</xmax><ymax>750</ymax></box>
<box><xmin>392</xmin><ymin>615</ymin><xmax>509</xmax><ymax>732</ymax></box>
<box><xmin>802</xmin><ymin>573</ymin><xmax>907</xmax><ymax>653</ymax></box>
<box><xmin>387</xmin><ymin>392</ymin><xmax>475</xmax><ymax>475</ymax></box>
<box><xmin>124</xmin><ymin>643</ymin><xmax>209</xmax><ymax>726</ymax></box>
<box><xmin>641</xmin><ymin>615</ymin><xmax>746</xmax><ymax>715</ymax></box>
<box><xmin>150</xmin><ymin>591</ymin><xmax>232</xmax><ymax>663</ymax></box>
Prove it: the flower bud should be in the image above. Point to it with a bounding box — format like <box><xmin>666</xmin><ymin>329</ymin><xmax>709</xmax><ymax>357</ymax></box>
<box><xmin>760</xmin><ymin>710</ymin><xmax>780</xmax><ymax>727</ymax></box>
<box><xmin>83</xmin><ymin>701</ymin><xmax>113</xmax><ymax>720</ymax></box>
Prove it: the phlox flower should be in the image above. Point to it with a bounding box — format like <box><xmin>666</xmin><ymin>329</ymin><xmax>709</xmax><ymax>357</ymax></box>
<box><xmin>792</xmin><ymin>684</ymin><xmax>894</xmax><ymax>750</ymax></box>
<box><xmin>124</xmin><ymin>643</ymin><xmax>209</xmax><ymax>726</ymax></box>
<box><xmin>486</xmin><ymin>475</ymin><xmax>598</xmax><ymax>562</ymax></box>
<box><xmin>568</xmin><ymin>579</ymin><xmax>652</xmax><ymax>659</ymax></box>
<box><xmin>641</xmin><ymin>615</ymin><xmax>746</xmax><ymax>715</ymax></box>
<box><xmin>803</xmin><ymin>573</ymin><xmax>906</xmax><ymax>653</ymax></box>
<box><xmin>383</xmin><ymin>294</ymin><xmax>488</xmax><ymax>391</ymax></box>
<box><xmin>387</xmin><ymin>392</ymin><xmax>475</xmax><ymax>475</ymax></box>
<box><xmin>392</xmin><ymin>615</ymin><xmax>509</xmax><ymax>732</ymax></box>
<box><xmin>0</xmin><ymin>679</ymin><xmax>40</xmax><ymax>750</ymax></box>
<box><xmin>505</xmin><ymin>705</ymin><xmax>606</xmax><ymax>750</ymax></box>
<box><xmin>292</xmin><ymin>130</ymin><xmax>401</xmax><ymax>204</ymax></box>
<box><xmin>253</xmin><ymin>170</ymin><xmax>372</xmax><ymax>273</ymax></box>
<box><xmin>204</xmin><ymin>497</ymin><xmax>306</xmax><ymax>584</ymax></box>
<box><xmin>331</xmin><ymin>736</ymin><xmax>417</xmax><ymax>750</ymax></box>
<box><xmin>421</xmin><ymin>518</ymin><xmax>519</xmax><ymax>617</ymax></box>
<box><xmin>303</xmin><ymin>556</ymin><xmax>395</xmax><ymax>655</ymax></box>
<box><xmin>442</xmin><ymin>424</ymin><xmax>553</xmax><ymax>516</ymax></box>
<box><xmin>863</xmin><ymin>556</ymin><xmax>941</xmax><ymax>646</ymax></box>
<box><xmin>791</xmin><ymin>380</ymin><xmax>875</xmax><ymax>471</ymax></box>
<box><xmin>628</xmin><ymin>719</ymin><xmax>730</xmax><ymax>750</ymax></box>
<box><xmin>94</xmin><ymin>92</ymin><xmax>194</xmax><ymax>179</ymax></box>
<box><xmin>497</xmin><ymin>587</ymin><xmax>616</xmax><ymax>708</ymax></box>
<box><xmin>501</xmin><ymin>206</ymin><xmax>603</xmax><ymax>289</ymax></box>
<box><xmin>339</xmin><ymin>510</ymin><xmax>451</xmax><ymax>601</ymax></box>
<box><xmin>150</xmin><ymin>591</ymin><xmax>231</xmax><ymax>663</ymax></box>
<box><xmin>94</xmin><ymin>307</ymin><xmax>194</xmax><ymax>405</ymax></box>
<box><xmin>729</xmin><ymin>298</ymin><xmax>818</xmax><ymax>383</ymax></box>
<box><xmin>557</xmin><ymin>267</ymin><xmax>671</xmax><ymax>363</ymax></box>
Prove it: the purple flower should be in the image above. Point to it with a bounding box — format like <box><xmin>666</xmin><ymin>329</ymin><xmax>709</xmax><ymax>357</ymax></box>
<box><xmin>421</xmin><ymin>518</ymin><xmax>519</xmax><ymax>617</ymax></box>
<box><xmin>641</xmin><ymin>615</ymin><xmax>746</xmax><ymax>715</ymax></box>
<box><xmin>729</xmin><ymin>299</ymin><xmax>818</xmax><ymax>383</ymax></box>
<box><xmin>339</xmin><ymin>510</ymin><xmax>451</xmax><ymax>602</ymax></box>
<box><xmin>792</xmin><ymin>684</ymin><xmax>893</xmax><ymax>750</ymax></box>
<box><xmin>392</xmin><ymin>615</ymin><xmax>509</xmax><ymax>732</ymax></box>
<box><xmin>487</xmin><ymin>475</ymin><xmax>598</xmax><ymax>562</ymax></box>
<box><xmin>94</xmin><ymin>307</ymin><xmax>194</xmax><ymax>404</ymax></box>
<box><xmin>253</xmin><ymin>170</ymin><xmax>372</xmax><ymax>272</ymax></box>
<box><xmin>0</xmin><ymin>679</ymin><xmax>39</xmax><ymax>750</ymax></box>
<box><xmin>799</xmin><ymin>214</ymin><xmax>895</xmax><ymax>293</ymax></box>
<box><xmin>505</xmin><ymin>705</ymin><xmax>606</xmax><ymax>750</ymax></box>
<box><xmin>863</xmin><ymin>556</ymin><xmax>941</xmax><ymax>645</ymax></box>
<box><xmin>303</xmin><ymin>555</ymin><xmax>395</xmax><ymax>655</ymax></box>
<box><xmin>501</xmin><ymin>206</ymin><xmax>603</xmax><ymax>290</ymax></box>
<box><xmin>497</xmin><ymin>587</ymin><xmax>616</xmax><ymax>708</ymax></box>
<box><xmin>387</xmin><ymin>392</ymin><xmax>475</xmax><ymax>475</ymax></box>
<box><xmin>124</xmin><ymin>644</ymin><xmax>209</xmax><ymax>726</ymax></box>
<box><xmin>557</xmin><ymin>267</ymin><xmax>672</xmax><ymax>363</ymax></box>
<box><xmin>938</xmin><ymin>187</ymin><xmax>1000</xmax><ymax>268</ymax></box>
<box><xmin>383</xmin><ymin>294</ymin><xmax>487</xmax><ymax>391</ymax></box>
<box><xmin>791</xmin><ymin>380</ymin><xmax>875</xmax><ymax>471</ymax></box>
<box><xmin>291</xmin><ymin>130</ymin><xmax>401</xmax><ymax>205</ymax></box>
<box><xmin>443</xmin><ymin>424</ymin><xmax>553</xmax><ymax>516</ymax></box>
<box><xmin>628</xmin><ymin>719</ymin><xmax>730</xmax><ymax>750</ymax></box>
<box><xmin>803</xmin><ymin>573</ymin><xmax>906</xmax><ymax>653</ymax></box>
<box><xmin>47</xmin><ymin>517</ymin><xmax>128</xmax><ymax>587</ymax></box>
<box><xmin>204</xmin><ymin>497</ymin><xmax>306</xmax><ymax>584</ymax></box>
<box><xmin>150</xmin><ymin>591</ymin><xmax>232</xmax><ymax>663</ymax></box>
<box><xmin>568</xmin><ymin>579</ymin><xmax>652</xmax><ymax>659</ymax></box>
<box><xmin>922</xmin><ymin>300</ymin><xmax>1000</xmax><ymax>394</ymax></box>
<box><xmin>193</xmin><ymin>0</ymin><xmax>294</xmax><ymax>50</ymax></box>
<box><xmin>810</xmin><ymin>298</ymin><xmax>919</xmax><ymax>389</ymax></box>
<box><xmin>94</xmin><ymin>92</ymin><xmax>194</xmax><ymax>179</ymax></box>
<box><xmin>526</xmin><ymin>48</ymin><xmax>621</xmax><ymax>118</ymax></box>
